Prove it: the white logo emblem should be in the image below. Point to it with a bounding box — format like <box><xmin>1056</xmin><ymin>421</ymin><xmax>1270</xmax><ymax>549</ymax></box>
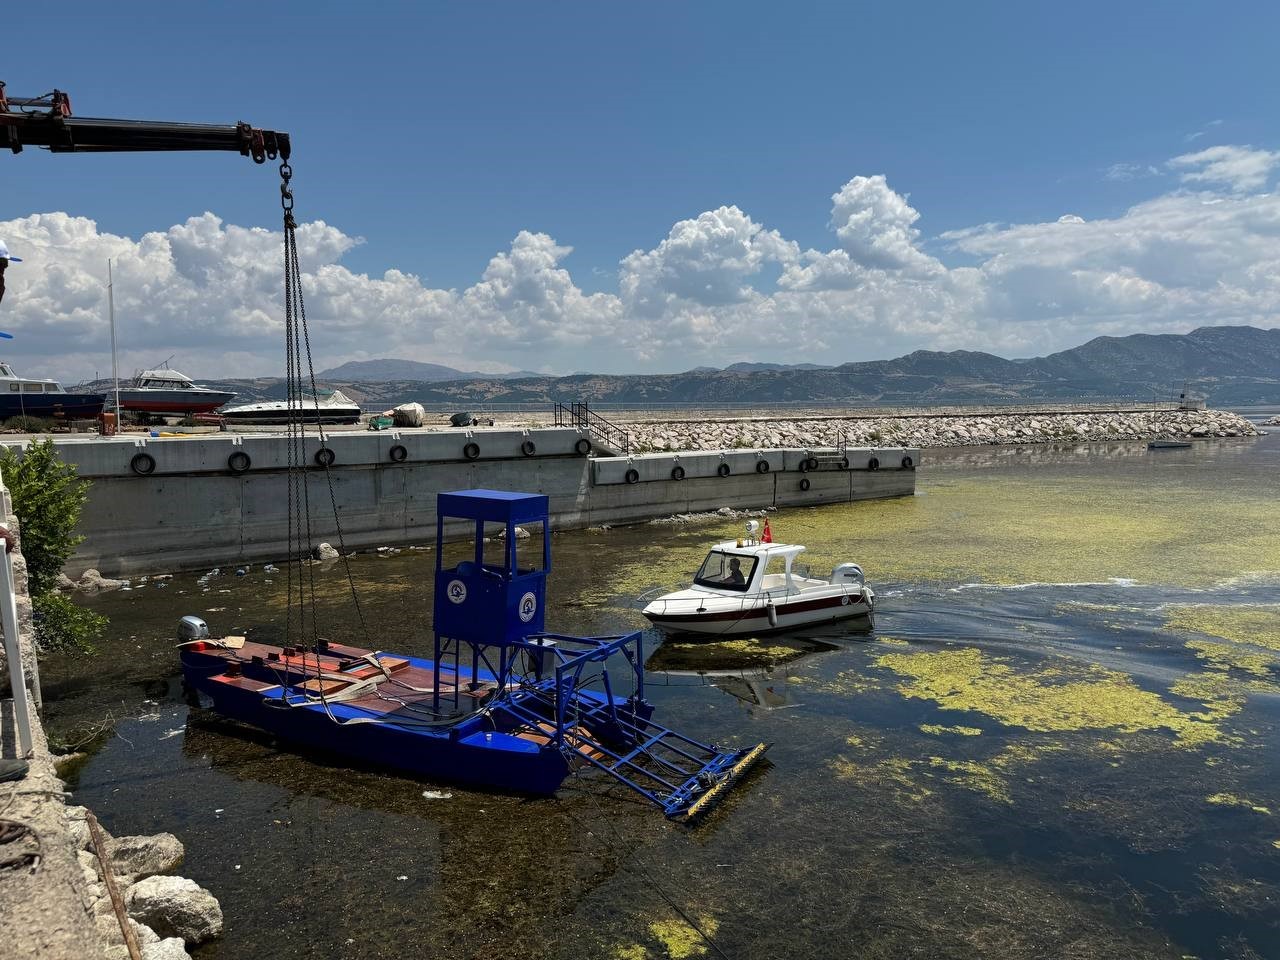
<box><xmin>518</xmin><ymin>591</ymin><xmax>538</xmax><ymax>622</ymax></box>
<box><xmin>447</xmin><ymin>579</ymin><xmax>467</xmax><ymax>604</ymax></box>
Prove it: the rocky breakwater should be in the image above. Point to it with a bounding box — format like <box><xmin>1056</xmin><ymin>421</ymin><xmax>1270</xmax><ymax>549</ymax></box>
<box><xmin>68</xmin><ymin>807</ymin><xmax>223</xmax><ymax>960</ymax></box>
<box><xmin>626</xmin><ymin>409</ymin><xmax>1261</xmax><ymax>452</ymax></box>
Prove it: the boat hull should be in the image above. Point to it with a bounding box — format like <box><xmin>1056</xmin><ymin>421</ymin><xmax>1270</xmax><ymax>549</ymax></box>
<box><xmin>220</xmin><ymin>408</ymin><xmax>361</xmax><ymax>426</ymax></box>
<box><xmin>0</xmin><ymin>393</ymin><xmax>105</xmax><ymax>420</ymax></box>
<box><xmin>179</xmin><ymin>641</ymin><xmax>646</xmax><ymax>796</ymax></box>
<box><xmin>118</xmin><ymin>388</ymin><xmax>236</xmax><ymax>415</ymax></box>
<box><xmin>644</xmin><ymin>590</ymin><xmax>874</xmax><ymax>638</ymax></box>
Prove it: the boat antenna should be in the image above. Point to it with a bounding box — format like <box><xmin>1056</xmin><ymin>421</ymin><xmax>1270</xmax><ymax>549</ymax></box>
<box><xmin>108</xmin><ymin>259</ymin><xmax>120</xmax><ymax>419</ymax></box>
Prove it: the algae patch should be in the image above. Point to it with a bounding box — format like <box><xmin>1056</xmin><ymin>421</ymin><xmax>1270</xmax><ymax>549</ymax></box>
<box><xmin>920</xmin><ymin>724</ymin><xmax>983</xmax><ymax>737</ymax></box>
<box><xmin>876</xmin><ymin>647</ymin><xmax>1229</xmax><ymax>747</ymax></box>
<box><xmin>1206</xmin><ymin>793</ymin><xmax>1272</xmax><ymax>815</ymax></box>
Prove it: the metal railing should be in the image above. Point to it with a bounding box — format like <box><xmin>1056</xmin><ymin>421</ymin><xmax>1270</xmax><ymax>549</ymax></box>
<box><xmin>552</xmin><ymin>401</ymin><xmax>631</xmax><ymax>454</ymax></box>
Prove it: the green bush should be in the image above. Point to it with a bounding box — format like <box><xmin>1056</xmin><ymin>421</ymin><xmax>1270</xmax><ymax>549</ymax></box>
<box><xmin>3</xmin><ymin>415</ymin><xmax>56</xmax><ymax>433</ymax></box>
<box><xmin>33</xmin><ymin>592</ymin><xmax>106</xmax><ymax>654</ymax></box>
<box><xmin>0</xmin><ymin>439</ymin><xmax>105</xmax><ymax>654</ymax></box>
<box><xmin>0</xmin><ymin>439</ymin><xmax>89</xmax><ymax>595</ymax></box>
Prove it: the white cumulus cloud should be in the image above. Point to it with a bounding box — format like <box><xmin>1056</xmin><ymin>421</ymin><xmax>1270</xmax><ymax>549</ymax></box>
<box><xmin>1168</xmin><ymin>145</ymin><xmax>1280</xmax><ymax>192</ymax></box>
<box><xmin>3</xmin><ymin>142</ymin><xmax>1280</xmax><ymax>381</ymax></box>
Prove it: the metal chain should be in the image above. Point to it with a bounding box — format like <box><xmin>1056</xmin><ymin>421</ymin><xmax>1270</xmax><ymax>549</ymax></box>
<box><xmin>278</xmin><ymin>162</ymin><xmax>371</xmax><ymax>651</ymax></box>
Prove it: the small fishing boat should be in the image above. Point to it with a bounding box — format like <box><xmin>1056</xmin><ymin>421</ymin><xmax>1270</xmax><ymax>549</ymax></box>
<box><xmin>642</xmin><ymin>520</ymin><xmax>874</xmax><ymax>638</ymax></box>
<box><xmin>1148</xmin><ymin>439</ymin><xmax>1192</xmax><ymax>450</ymax></box>
<box><xmin>116</xmin><ymin>368</ymin><xmax>237</xmax><ymax>415</ymax></box>
<box><xmin>179</xmin><ymin>490</ymin><xmax>766</xmax><ymax>820</ymax></box>
<box><xmin>220</xmin><ymin>388</ymin><xmax>361</xmax><ymax>425</ymax></box>
<box><xmin>0</xmin><ymin>361</ymin><xmax>105</xmax><ymax>420</ymax></box>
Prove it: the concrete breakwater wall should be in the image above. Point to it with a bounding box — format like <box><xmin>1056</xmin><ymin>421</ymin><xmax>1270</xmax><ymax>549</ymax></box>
<box><xmin>8</xmin><ymin>427</ymin><xmax>917</xmax><ymax>577</ymax></box>
<box><xmin>621</xmin><ymin>408</ymin><xmax>1261</xmax><ymax>451</ymax></box>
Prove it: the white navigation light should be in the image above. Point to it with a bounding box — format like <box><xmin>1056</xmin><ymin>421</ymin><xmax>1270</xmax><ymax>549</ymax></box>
<box><xmin>745</xmin><ymin>520</ymin><xmax>760</xmax><ymax>539</ymax></box>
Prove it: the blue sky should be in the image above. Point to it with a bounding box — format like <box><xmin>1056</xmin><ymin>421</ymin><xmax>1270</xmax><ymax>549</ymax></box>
<box><xmin>3</xmin><ymin>2</ymin><xmax>1280</xmax><ymax>379</ymax></box>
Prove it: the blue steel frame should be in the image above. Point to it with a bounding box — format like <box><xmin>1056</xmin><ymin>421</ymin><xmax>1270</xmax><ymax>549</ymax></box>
<box><xmin>427</xmin><ymin>490</ymin><xmax>767</xmax><ymax>819</ymax></box>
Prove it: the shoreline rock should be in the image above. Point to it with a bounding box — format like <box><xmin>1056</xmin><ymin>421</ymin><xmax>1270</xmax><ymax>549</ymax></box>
<box><xmin>620</xmin><ymin>409</ymin><xmax>1261</xmax><ymax>453</ymax></box>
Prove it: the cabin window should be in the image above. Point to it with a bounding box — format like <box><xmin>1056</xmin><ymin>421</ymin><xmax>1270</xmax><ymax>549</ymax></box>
<box><xmin>23</xmin><ymin>383</ymin><xmax>41</xmax><ymax>392</ymax></box>
<box><xmin>693</xmin><ymin>550</ymin><xmax>756</xmax><ymax>592</ymax></box>
<box><xmin>481</xmin><ymin>522</ymin><xmax>512</xmax><ymax>574</ymax></box>
<box><xmin>513</xmin><ymin>521</ymin><xmax>547</xmax><ymax>575</ymax></box>
<box><xmin>45</xmin><ymin>383</ymin><xmax>60</xmax><ymax>392</ymax></box>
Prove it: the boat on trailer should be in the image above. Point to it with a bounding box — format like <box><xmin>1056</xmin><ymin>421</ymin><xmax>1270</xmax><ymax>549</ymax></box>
<box><xmin>642</xmin><ymin>520</ymin><xmax>875</xmax><ymax>638</ymax></box>
<box><xmin>179</xmin><ymin>490</ymin><xmax>767</xmax><ymax>820</ymax></box>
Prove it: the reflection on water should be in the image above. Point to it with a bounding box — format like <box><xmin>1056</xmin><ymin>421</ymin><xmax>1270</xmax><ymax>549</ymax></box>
<box><xmin>43</xmin><ymin>434</ymin><xmax>1280</xmax><ymax>960</ymax></box>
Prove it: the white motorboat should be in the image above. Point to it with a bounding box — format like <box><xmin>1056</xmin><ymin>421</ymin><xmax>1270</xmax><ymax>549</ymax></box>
<box><xmin>220</xmin><ymin>389</ymin><xmax>361</xmax><ymax>425</ymax></box>
<box><xmin>642</xmin><ymin>521</ymin><xmax>874</xmax><ymax>637</ymax></box>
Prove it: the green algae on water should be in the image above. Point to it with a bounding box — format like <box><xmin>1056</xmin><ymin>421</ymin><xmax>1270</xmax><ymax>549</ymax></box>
<box><xmin>920</xmin><ymin>724</ymin><xmax>983</xmax><ymax>737</ymax></box>
<box><xmin>875</xmin><ymin>648</ymin><xmax>1230</xmax><ymax>747</ymax></box>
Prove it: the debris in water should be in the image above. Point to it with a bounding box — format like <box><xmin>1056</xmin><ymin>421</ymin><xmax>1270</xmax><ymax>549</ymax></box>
<box><xmin>422</xmin><ymin>790</ymin><xmax>452</xmax><ymax>800</ymax></box>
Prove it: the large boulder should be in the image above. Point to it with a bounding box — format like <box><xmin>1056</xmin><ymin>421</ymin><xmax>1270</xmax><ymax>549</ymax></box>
<box><xmin>77</xmin><ymin>568</ymin><xmax>128</xmax><ymax>593</ymax></box>
<box><xmin>125</xmin><ymin>875</ymin><xmax>223</xmax><ymax>945</ymax></box>
<box><xmin>110</xmin><ymin>833</ymin><xmax>185</xmax><ymax>882</ymax></box>
<box><xmin>312</xmin><ymin>542</ymin><xmax>340</xmax><ymax>561</ymax></box>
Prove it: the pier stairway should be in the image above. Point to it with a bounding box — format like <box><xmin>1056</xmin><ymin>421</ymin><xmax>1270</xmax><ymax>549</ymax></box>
<box><xmin>552</xmin><ymin>401</ymin><xmax>631</xmax><ymax>456</ymax></box>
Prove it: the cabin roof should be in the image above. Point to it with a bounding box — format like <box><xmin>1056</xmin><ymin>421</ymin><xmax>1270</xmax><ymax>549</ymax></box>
<box><xmin>710</xmin><ymin>541</ymin><xmax>806</xmax><ymax>559</ymax></box>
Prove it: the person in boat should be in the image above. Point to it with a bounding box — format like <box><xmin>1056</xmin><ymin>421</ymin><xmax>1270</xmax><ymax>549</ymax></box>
<box><xmin>726</xmin><ymin>557</ymin><xmax>745</xmax><ymax>586</ymax></box>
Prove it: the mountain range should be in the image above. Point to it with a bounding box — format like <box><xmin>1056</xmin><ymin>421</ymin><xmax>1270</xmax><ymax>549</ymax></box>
<box><xmin>95</xmin><ymin>326</ymin><xmax>1280</xmax><ymax>408</ymax></box>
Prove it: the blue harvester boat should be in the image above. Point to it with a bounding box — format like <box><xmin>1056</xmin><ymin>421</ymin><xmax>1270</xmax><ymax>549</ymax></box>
<box><xmin>179</xmin><ymin>490</ymin><xmax>768</xmax><ymax>820</ymax></box>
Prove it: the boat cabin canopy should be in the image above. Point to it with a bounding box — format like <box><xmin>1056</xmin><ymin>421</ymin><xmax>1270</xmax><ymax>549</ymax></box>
<box><xmin>693</xmin><ymin>541</ymin><xmax>806</xmax><ymax>593</ymax></box>
<box><xmin>434</xmin><ymin>490</ymin><xmax>551</xmax><ymax>647</ymax></box>
<box><xmin>136</xmin><ymin>369</ymin><xmax>197</xmax><ymax>388</ymax></box>
<box><xmin>0</xmin><ymin>363</ymin><xmax>63</xmax><ymax>392</ymax></box>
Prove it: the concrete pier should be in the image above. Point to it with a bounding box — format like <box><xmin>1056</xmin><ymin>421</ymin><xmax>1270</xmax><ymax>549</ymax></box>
<box><xmin>3</xmin><ymin>427</ymin><xmax>917</xmax><ymax>577</ymax></box>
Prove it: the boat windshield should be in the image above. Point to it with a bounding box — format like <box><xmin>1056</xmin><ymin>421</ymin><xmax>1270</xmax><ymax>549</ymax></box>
<box><xmin>693</xmin><ymin>550</ymin><xmax>757</xmax><ymax>592</ymax></box>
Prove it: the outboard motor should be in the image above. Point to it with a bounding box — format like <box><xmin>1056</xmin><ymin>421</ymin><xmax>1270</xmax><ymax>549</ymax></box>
<box><xmin>178</xmin><ymin>615</ymin><xmax>209</xmax><ymax>642</ymax></box>
<box><xmin>830</xmin><ymin>563</ymin><xmax>865</xmax><ymax>588</ymax></box>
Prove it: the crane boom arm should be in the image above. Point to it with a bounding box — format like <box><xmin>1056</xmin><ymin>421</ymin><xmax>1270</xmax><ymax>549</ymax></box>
<box><xmin>1</xmin><ymin>84</ymin><xmax>290</xmax><ymax>163</ymax></box>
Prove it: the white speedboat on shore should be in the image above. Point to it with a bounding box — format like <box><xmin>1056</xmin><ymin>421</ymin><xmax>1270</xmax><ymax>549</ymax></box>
<box><xmin>220</xmin><ymin>389</ymin><xmax>361</xmax><ymax>425</ymax></box>
<box><xmin>641</xmin><ymin>522</ymin><xmax>874</xmax><ymax>638</ymax></box>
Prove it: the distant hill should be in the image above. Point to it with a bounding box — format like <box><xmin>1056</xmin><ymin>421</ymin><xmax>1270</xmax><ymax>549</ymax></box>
<box><xmin>98</xmin><ymin>325</ymin><xmax>1280</xmax><ymax>409</ymax></box>
<box><xmin>723</xmin><ymin>361</ymin><xmax>831</xmax><ymax>373</ymax></box>
<box><xmin>317</xmin><ymin>358</ymin><xmax>540</xmax><ymax>381</ymax></box>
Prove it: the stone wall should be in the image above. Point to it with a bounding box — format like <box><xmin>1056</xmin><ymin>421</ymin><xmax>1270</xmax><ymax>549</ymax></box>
<box><xmin>624</xmin><ymin>409</ymin><xmax>1261</xmax><ymax>452</ymax></box>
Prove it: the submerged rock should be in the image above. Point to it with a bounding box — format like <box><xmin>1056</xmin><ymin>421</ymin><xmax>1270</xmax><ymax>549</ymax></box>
<box><xmin>77</xmin><ymin>568</ymin><xmax>127</xmax><ymax>593</ymax></box>
<box><xmin>125</xmin><ymin>875</ymin><xmax>223</xmax><ymax>945</ymax></box>
<box><xmin>109</xmin><ymin>832</ymin><xmax>185</xmax><ymax>882</ymax></box>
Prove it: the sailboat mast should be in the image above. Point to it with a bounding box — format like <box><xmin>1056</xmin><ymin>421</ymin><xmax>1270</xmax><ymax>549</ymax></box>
<box><xmin>108</xmin><ymin>259</ymin><xmax>120</xmax><ymax>417</ymax></box>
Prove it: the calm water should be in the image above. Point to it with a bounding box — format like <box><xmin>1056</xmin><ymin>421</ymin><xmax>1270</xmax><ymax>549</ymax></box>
<box><xmin>43</xmin><ymin>433</ymin><xmax>1280</xmax><ymax>960</ymax></box>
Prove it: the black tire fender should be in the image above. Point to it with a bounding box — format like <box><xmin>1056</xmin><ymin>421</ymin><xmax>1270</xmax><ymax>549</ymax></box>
<box><xmin>130</xmin><ymin>452</ymin><xmax>156</xmax><ymax>476</ymax></box>
<box><xmin>799</xmin><ymin>477</ymin><xmax>811</xmax><ymax>491</ymax></box>
<box><xmin>901</xmin><ymin>455</ymin><xmax>914</xmax><ymax>469</ymax></box>
<box><xmin>867</xmin><ymin>456</ymin><xmax>880</xmax><ymax>471</ymax></box>
<box><xmin>520</xmin><ymin>439</ymin><xmax>536</xmax><ymax>456</ymax></box>
<box><xmin>671</xmin><ymin>465</ymin><xmax>685</xmax><ymax>481</ymax></box>
<box><xmin>463</xmin><ymin>442</ymin><xmax>481</xmax><ymax>460</ymax></box>
<box><xmin>717</xmin><ymin>463</ymin><xmax>731</xmax><ymax>477</ymax></box>
<box><xmin>574</xmin><ymin>438</ymin><xmax>592</xmax><ymax>456</ymax></box>
<box><xmin>624</xmin><ymin>468</ymin><xmax>640</xmax><ymax>484</ymax></box>
<box><xmin>806</xmin><ymin>457</ymin><xmax>820</xmax><ymax>471</ymax></box>
<box><xmin>756</xmin><ymin>459</ymin><xmax>770</xmax><ymax>474</ymax></box>
<box><xmin>389</xmin><ymin>444</ymin><xmax>408</xmax><ymax>463</ymax></box>
<box><xmin>315</xmin><ymin>447</ymin><xmax>336</xmax><ymax>468</ymax></box>
<box><xmin>228</xmin><ymin>451</ymin><xmax>252</xmax><ymax>474</ymax></box>
<box><xmin>839</xmin><ymin>456</ymin><xmax>850</xmax><ymax>470</ymax></box>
